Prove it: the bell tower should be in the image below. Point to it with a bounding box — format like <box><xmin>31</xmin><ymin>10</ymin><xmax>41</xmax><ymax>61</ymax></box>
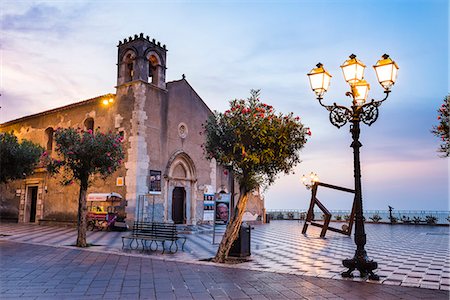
<box><xmin>116</xmin><ymin>33</ymin><xmax>169</xmax><ymax>224</ymax></box>
<box><xmin>117</xmin><ymin>33</ymin><xmax>167</xmax><ymax>89</ymax></box>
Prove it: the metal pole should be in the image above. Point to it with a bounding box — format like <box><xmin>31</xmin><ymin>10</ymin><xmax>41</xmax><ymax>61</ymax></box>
<box><xmin>342</xmin><ymin>108</ymin><xmax>379</xmax><ymax>280</ymax></box>
<box><xmin>151</xmin><ymin>195</ymin><xmax>155</xmax><ymax>222</ymax></box>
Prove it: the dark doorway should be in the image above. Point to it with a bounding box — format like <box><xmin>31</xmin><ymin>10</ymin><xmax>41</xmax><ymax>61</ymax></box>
<box><xmin>28</xmin><ymin>186</ymin><xmax>38</xmax><ymax>223</ymax></box>
<box><xmin>172</xmin><ymin>187</ymin><xmax>186</xmax><ymax>224</ymax></box>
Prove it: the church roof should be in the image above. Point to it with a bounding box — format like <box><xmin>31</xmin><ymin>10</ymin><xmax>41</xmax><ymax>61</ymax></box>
<box><xmin>0</xmin><ymin>93</ymin><xmax>115</xmax><ymax>128</ymax></box>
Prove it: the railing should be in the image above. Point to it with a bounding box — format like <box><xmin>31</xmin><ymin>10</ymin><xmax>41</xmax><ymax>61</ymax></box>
<box><xmin>266</xmin><ymin>209</ymin><xmax>450</xmax><ymax>225</ymax></box>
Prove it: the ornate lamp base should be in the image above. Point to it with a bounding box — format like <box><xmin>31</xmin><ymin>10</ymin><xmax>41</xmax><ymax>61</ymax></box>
<box><xmin>342</xmin><ymin>252</ymin><xmax>379</xmax><ymax>280</ymax></box>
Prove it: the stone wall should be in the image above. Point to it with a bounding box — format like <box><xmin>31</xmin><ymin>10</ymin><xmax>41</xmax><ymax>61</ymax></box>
<box><xmin>0</xmin><ymin>95</ymin><xmax>129</xmax><ymax>223</ymax></box>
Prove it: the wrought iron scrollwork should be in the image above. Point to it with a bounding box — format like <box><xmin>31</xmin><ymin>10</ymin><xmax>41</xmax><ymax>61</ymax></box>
<box><xmin>318</xmin><ymin>98</ymin><xmax>352</xmax><ymax>129</ymax></box>
<box><xmin>317</xmin><ymin>90</ymin><xmax>390</xmax><ymax>128</ymax></box>
<box><xmin>360</xmin><ymin>101</ymin><xmax>380</xmax><ymax>126</ymax></box>
<box><xmin>329</xmin><ymin>106</ymin><xmax>352</xmax><ymax>128</ymax></box>
<box><xmin>359</xmin><ymin>91</ymin><xmax>389</xmax><ymax>126</ymax></box>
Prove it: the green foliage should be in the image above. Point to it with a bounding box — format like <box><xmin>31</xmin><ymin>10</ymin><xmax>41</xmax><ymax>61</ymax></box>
<box><xmin>43</xmin><ymin>128</ymin><xmax>124</xmax><ymax>185</ymax></box>
<box><xmin>203</xmin><ymin>90</ymin><xmax>310</xmax><ymax>191</ymax></box>
<box><xmin>0</xmin><ymin>132</ymin><xmax>44</xmax><ymax>183</ymax></box>
<box><xmin>432</xmin><ymin>95</ymin><xmax>449</xmax><ymax>157</ymax></box>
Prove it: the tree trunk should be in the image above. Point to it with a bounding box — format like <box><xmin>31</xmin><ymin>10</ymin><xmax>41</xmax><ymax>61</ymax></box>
<box><xmin>213</xmin><ymin>185</ymin><xmax>249</xmax><ymax>263</ymax></box>
<box><xmin>76</xmin><ymin>177</ymin><xmax>89</xmax><ymax>247</ymax></box>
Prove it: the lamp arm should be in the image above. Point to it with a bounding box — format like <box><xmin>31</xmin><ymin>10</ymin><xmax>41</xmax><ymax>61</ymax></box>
<box><xmin>366</xmin><ymin>90</ymin><xmax>390</xmax><ymax>106</ymax></box>
<box><xmin>317</xmin><ymin>97</ymin><xmax>334</xmax><ymax>110</ymax></box>
<box><xmin>359</xmin><ymin>90</ymin><xmax>391</xmax><ymax>126</ymax></box>
<box><xmin>317</xmin><ymin>97</ymin><xmax>353</xmax><ymax>129</ymax></box>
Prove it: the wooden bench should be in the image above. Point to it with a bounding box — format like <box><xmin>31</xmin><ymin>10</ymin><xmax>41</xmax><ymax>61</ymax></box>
<box><xmin>122</xmin><ymin>222</ymin><xmax>187</xmax><ymax>253</ymax></box>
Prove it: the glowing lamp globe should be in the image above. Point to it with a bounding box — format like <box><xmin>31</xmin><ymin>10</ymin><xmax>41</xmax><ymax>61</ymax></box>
<box><xmin>373</xmin><ymin>54</ymin><xmax>399</xmax><ymax>91</ymax></box>
<box><xmin>340</xmin><ymin>54</ymin><xmax>366</xmax><ymax>84</ymax></box>
<box><xmin>351</xmin><ymin>79</ymin><xmax>370</xmax><ymax>106</ymax></box>
<box><xmin>307</xmin><ymin>63</ymin><xmax>332</xmax><ymax>98</ymax></box>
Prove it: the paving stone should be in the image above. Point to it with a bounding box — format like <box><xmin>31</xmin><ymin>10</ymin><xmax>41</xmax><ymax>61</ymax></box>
<box><xmin>1</xmin><ymin>222</ymin><xmax>450</xmax><ymax>299</ymax></box>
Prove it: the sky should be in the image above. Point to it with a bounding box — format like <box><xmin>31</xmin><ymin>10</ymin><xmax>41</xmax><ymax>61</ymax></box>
<box><xmin>1</xmin><ymin>0</ymin><xmax>448</xmax><ymax>211</ymax></box>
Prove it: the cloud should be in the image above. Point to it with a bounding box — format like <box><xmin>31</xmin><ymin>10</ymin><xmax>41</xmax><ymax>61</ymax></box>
<box><xmin>2</xmin><ymin>4</ymin><xmax>66</xmax><ymax>33</ymax></box>
<box><xmin>1</xmin><ymin>2</ymin><xmax>93</xmax><ymax>37</ymax></box>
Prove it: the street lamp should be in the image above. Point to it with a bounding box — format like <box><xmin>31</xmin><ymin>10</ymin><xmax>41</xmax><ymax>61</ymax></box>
<box><xmin>301</xmin><ymin>172</ymin><xmax>319</xmax><ymax>190</ymax></box>
<box><xmin>307</xmin><ymin>54</ymin><xmax>399</xmax><ymax>280</ymax></box>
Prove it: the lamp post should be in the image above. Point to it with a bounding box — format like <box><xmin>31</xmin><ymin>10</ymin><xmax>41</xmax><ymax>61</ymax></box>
<box><xmin>307</xmin><ymin>54</ymin><xmax>399</xmax><ymax>280</ymax></box>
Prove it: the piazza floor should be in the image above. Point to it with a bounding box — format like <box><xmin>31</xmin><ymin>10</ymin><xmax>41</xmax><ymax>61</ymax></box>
<box><xmin>1</xmin><ymin>220</ymin><xmax>449</xmax><ymax>292</ymax></box>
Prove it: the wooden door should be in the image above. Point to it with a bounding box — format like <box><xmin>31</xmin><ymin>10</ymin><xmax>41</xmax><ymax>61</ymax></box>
<box><xmin>172</xmin><ymin>187</ymin><xmax>185</xmax><ymax>224</ymax></box>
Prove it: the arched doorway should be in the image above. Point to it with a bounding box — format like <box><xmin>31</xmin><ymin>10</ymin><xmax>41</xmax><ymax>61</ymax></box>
<box><xmin>172</xmin><ymin>187</ymin><xmax>186</xmax><ymax>224</ymax></box>
<box><xmin>166</xmin><ymin>151</ymin><xmax>197</xmax><ymax>225</ymax></box>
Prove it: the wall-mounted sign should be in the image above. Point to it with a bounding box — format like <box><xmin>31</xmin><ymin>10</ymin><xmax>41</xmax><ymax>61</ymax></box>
<box><xmin>116</xmin><ymin>177</ymin><xmax>124</xmax><ymax>186</ymax></box>
<box><xmin>149</xmin><ymin>170</ymin><xmax>162</xmax><ymax>194</ymax></box>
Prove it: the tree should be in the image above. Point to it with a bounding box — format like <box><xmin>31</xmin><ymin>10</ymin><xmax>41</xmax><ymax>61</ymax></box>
<box><xmin>203</xmin><ymin>90</ymin><xmax>310</xmax><ymax>262</ymax></box>
<box><xmin>432</xmin><ymin>95</ymin><xmax>449</xmax><ymax>157</ymax></box>
<box><xmin>43</xmin><ymin>128</ymin><xmax>124</xmax><ymax>247</ymax></box>
<box><xmin>0</xmin><ymin>132</ymin><xmax>44</xmax><ymax>184</ymax></box>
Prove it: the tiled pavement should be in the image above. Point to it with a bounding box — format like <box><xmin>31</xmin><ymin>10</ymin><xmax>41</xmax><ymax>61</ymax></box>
<box><xmin>2</xmin><ymin>240</ymin><xmax>449</xmax><ymax>300</ymax></box>
<box><xmin>1</xmin><ymin>221</ymin><xmax>449</xmax><ymax>298</ymax></box>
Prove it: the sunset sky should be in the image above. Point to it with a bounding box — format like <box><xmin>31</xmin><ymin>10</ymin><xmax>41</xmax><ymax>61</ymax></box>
<box><xmin>1</xmin><ymin>0</ymin><xmax>448</xmax><ymax>211</ymax></box>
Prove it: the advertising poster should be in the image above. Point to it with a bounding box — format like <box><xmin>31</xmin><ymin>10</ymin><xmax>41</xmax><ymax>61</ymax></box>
<box><xmin>215</xmin><ymin>193</ymin><xmax>231</xmax><ymax>225</ymax></box>
<box><xmin>149</xmin><ymin>170</ymin><xmax>162</xmax><ymax>194</ymax></box>
<box><xmin>203</xmin><ymin>194</ymin><xmax>215</xmax><ymax>221</ymax></box>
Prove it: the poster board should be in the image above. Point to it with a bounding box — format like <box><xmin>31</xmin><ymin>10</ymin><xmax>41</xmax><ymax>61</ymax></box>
<box><xmin>149</xmin><ymin>170</ymin><xmax>162</xmax><ymax>194</ymax></box>
<box><xmin>215</xmin><ymin>193</ymin><xmax>231</xmax><ymax>225</ymax></box>
<box><xmin>212</xmin><ymin>193</ymin><xmax>231</xmax><ymax>244</ymax></box>
<box><xmin>203</xmin><ymin>194</ymin><xmax>215</xmax><ymax>221</ymax></box>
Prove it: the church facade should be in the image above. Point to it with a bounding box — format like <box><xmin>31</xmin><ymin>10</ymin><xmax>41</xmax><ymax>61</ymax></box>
<box><xmin>0</xmin><ymin>33</ymin><xmax>264</xmax><ymax>225</ymax></box>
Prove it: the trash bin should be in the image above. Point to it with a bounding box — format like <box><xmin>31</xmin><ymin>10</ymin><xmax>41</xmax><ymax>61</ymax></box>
<box><xmin>229</xmin><ymin>223</ymin><xmax>251</xmax><ymax>257</ymax></box>
<box><xmin>265</xmin><ymin>213</ymin><xmax>270</xmax><ymax>223</ymax></box>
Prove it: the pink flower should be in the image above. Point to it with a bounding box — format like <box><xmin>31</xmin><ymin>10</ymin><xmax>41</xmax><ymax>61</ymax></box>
<box><xmin>88</xmin><ymin>129</ymin><xmax>93</xmax><ymax>134</ymax></box>
<box><xmin>307</xmin><ymin>129</ymin><xmax>312</xmax><ymax>136</ymax></box>
<box><xmin>42</xmin><ymin>151</ymin><xmax>48</xmax><ymax>157</ymax></box>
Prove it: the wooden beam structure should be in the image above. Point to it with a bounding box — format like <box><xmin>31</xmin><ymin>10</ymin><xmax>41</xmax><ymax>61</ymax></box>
<box><xmin>302</xmin><ymin>181</ymin><xmax>356</xmax><ymax>238</ymax></box>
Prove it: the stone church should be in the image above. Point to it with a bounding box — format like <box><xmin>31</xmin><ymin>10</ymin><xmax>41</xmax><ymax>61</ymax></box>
<box><xmin>0</xmin><ymin>33</ymin><xmax>264</xmax><ymax>226</ymax></box>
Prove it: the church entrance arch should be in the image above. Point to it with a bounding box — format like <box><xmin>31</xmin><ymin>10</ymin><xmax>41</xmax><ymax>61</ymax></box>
<box><xmin>165</xmin><ymin>151</ymin><xmax>197</xmax><ymax>225</ymax></box>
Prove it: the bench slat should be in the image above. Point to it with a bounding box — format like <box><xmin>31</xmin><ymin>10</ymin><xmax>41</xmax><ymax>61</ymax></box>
<box><xmin>122</xmin><ymin>221</ymin><xmax>186</xmax><ymax>253</ymax></box>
